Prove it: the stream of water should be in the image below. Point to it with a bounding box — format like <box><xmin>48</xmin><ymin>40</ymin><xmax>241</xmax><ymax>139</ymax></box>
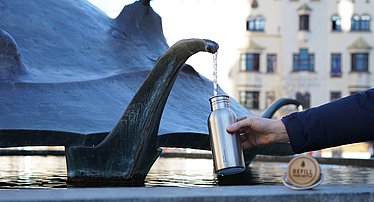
<box><xmin>213</xmin><ymin>52</ymin><xmax>218</xmax><ymax>97</ymax></box>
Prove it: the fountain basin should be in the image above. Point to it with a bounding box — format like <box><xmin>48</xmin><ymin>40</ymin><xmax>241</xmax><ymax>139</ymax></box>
<box><xmin>0</xmin><ymin>152</ymin><xmax>373</xmax><ymax>188</ymax></box>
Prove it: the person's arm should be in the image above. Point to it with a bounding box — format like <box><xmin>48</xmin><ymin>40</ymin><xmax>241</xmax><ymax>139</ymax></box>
<box><xmin>282</xmin><ymin>88</ymin><xmax>374</xmax><ymax>153</ymax></box>
<box><xmin>227</xmin><ymin>88</ymin><xmax>374</xmax><ymax>154</ymax></box>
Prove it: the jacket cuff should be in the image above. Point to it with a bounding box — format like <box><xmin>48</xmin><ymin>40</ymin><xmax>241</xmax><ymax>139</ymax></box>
<box><xmin>281</xmin><ymin>112</ymin><xmax>306</xmax><ymax>154</ymax></box>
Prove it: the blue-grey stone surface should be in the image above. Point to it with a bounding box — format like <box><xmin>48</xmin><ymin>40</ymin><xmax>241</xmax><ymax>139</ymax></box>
<box><xmin>0</xmin><ymin>0</ymin><xmax>251</xmax><ymax>147</ymax></box>
<box><xmin>0</xmin><ymin>185</ymin><xmax>372</xmax><ymax>202</ymax></box>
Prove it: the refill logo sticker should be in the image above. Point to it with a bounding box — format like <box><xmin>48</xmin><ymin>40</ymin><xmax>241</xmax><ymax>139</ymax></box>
<box><xmin>282</xmin><ymin>155</ymin><xmax>323</xmax><ymax>190</ymax></box>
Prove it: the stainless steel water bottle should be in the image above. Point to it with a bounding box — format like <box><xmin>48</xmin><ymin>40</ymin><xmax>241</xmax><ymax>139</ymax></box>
<box><xmin>208</xmin><ymin>95</ymin><xmax>245</xmax><ymax>175</ymax></box>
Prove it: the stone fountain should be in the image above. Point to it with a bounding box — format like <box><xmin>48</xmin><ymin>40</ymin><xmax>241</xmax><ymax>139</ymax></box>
<box><xmin>0</xmin><ymin>0</ymin><xmax>300</xmax><ymax>184</ymax></box>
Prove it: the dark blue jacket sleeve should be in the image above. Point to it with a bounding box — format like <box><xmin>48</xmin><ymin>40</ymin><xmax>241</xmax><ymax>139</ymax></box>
<box><xmin>281</xmin><ymin>88</ymin><xmax>374</xmax><ymax>154</ymax></box>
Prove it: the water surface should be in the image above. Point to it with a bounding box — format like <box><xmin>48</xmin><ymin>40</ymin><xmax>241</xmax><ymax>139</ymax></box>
<box><xmin>0</xmin><ymin>156</ymin><xmax>373</xmax><ymax>188</ymax></box>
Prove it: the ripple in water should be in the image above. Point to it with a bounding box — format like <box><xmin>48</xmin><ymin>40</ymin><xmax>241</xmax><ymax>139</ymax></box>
<box><xmin>0</xmin><ymin>156</ymin><xmax>373</xmax><ymax>188</ymax></box>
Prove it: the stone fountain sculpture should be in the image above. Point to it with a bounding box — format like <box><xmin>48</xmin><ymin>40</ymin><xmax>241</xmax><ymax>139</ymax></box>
<box><xmin>0</xmin><ymin>0</ymin><xmax>300</xmax><ymax>184</ymax></box>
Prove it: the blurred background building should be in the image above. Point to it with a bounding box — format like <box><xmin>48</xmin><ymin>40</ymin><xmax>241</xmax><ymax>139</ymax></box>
<box><xmin>230</xmin><ymin>0</ymin><xmax>373</xmax><ymax>116</ymax></box>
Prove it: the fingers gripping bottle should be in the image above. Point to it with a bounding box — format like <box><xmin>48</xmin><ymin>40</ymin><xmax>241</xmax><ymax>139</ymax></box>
<box><xmin>208</xmin><ymin>95</ymin><xmax>245</xmax><ymax>175</ymax></box>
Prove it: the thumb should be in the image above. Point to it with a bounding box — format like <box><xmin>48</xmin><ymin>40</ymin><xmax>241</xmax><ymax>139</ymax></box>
<box><xmin>227</xmin><ymin>117</ymin><xmax>256</xmax><ymax>133</ymax></box>
<box><xmin>226</xmin><ymin>122</ymin><xmax>239</xmax><ymax>133</ymax></box>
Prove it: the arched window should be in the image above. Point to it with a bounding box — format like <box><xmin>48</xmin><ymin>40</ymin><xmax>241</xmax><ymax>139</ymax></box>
<box><xmin>254</xmin><ymin>15</ymin><xmax>265</xmax><ymax>31</ymax></box>
<box><xmin>331</xmin><ymin>14</ymin><xmax>341</xmax><ymax>31</ymax></box>
<box><xmin>246</xmin><ymin>16</ymin><xmax>255</xmax><ymax>31</ymax></box>
<box><xmin>246</xmin><ymin>15</ymin><xmax>264</xmax><ymax>32</ymax></box>
<box><xmin>351</xmin><ymin>14</ymin><xmax>371</xmax><ymax>31</ymax></box>
<box><xmin>351</xmin><ymin>14</ymin><xmax>361</xmax><ymax>31</ymax></box>
<box><xmin>296</xmin><ymin>92</ymin><xmax>311</xmax><ymax>109</ymax></box>
<box><xmin>361</xmin><ymin>14</ymin><xmax>371</xmax><ymax>31</ymax></box>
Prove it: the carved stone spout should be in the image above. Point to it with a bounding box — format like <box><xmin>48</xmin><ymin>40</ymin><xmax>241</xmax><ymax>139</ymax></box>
<box><xmin>65</xmin><ymin>38</ymin><xmax>219</xmax><ymax>185</ymax></box>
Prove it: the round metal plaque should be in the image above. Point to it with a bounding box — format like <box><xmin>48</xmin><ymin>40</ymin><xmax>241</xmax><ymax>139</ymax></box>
<box><xmin>282</xmin><ymin>155</ymin><xmax>323</xmax><ymax>190</ymax></box>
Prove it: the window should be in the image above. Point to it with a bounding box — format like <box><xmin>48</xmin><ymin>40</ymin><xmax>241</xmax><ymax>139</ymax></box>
<box><xmin>293</xmin><ymin>49</ymin><xmax>314</xmax><ymax>72</ymax></box>
<box><xmin>246</xmin><ymin>16</ymin><xmax>255</xmax><ymax>31</ymax></box>
<box><xmin>239</xmin><ymin>91</ymin><xmax>259</xmax><ymax>109</ymax></box>
<box><xmin>330</xmin><ymin>91</ymin><xmax>341</xmax><ymax>101</ymax></box>
<box><xmin>331</xmin><ymin>14</ymin><xmax>341</xmax><ymax>31</ymax></box>
<box><xmin>240</xmin><ymin>53</ymin><xmax>260</xmax><ymax>72</ymax></box>
<box><xmin>296</xmin><ymin>92</ymin><xmax>310</xmax><ymax>109</ymax></box>
<box><xmin>351</xmin><ymin>53</ymin><xmax>369</xmax><ymax>72</ymax></box>
<box><xmin>254</xmin><ymin>16</ymin><xmax>265</xmax><ymax>31</ymax></box>
<box><xmin>246</xmin><ymin>15</ymin><xmax>264</xmax><ymax>32</ymax></box>
<box><xmin>351</xmin><ymin>14</ymin><xmax>361</xmax><ymax>31</ymax></box>
<box><xmin>331</xmin><ymin>53</ymin><xmax>342</xmax><ymax>77</ymax></box>
<box><xmin>361</xmin><ymin>14</ymin><xmax>371</xmax><ymax>31</ymax></box>
<box><xmin>351</xmin><ymin>14</ymin><xmax>371</xmax><ymax>31</ymax></box>
<box><xmin>299</xmin><ymin>14</ymin><xmax>310</xmax><ymax>31</ymax></box>
<box><xmin>266</xmin><ymin>54</ymin><xmax>277</xmax><ymax>73</ymax></box>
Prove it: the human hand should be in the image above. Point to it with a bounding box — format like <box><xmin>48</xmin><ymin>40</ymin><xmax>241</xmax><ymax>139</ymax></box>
<box><xmin>226</xmin><ymin>116</ymin><xmax>289</xmax><ymax>150</ymax></box>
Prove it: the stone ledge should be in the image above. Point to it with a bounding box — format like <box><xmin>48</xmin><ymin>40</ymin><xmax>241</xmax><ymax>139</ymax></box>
<box><xmin>254</xmin><ymin>155</ymin><xmax>374</xmax><ymax>167</ymax></box>
<box><xmin>0</xmin><ymin>185</ymin><xmax>372</xmax><ymax>202</ymax></box>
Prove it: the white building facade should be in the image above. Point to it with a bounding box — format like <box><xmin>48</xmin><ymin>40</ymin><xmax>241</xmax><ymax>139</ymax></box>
<box><xmin>230</xmin><ymin>0</ymin><xmax>373</xmax><ymax>114</ymax></box>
